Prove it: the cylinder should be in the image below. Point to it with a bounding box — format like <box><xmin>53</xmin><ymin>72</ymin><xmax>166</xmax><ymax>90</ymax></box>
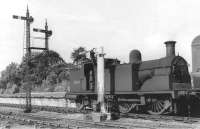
<box><xmin>97</xmin><ymin>47</ymin><xmax>106</xmax><ymax>113</ymax></box>
<box><xmin>164</xmin><ymin>41</ymin><xmax>176</xmax><ymax>57</ymax></box>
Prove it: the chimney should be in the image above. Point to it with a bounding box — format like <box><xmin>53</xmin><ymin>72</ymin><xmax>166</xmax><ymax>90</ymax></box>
<box><xmin>164</xmin><ymin>41</ymin><xmax>176</xmax><ymax>57</ymax></box>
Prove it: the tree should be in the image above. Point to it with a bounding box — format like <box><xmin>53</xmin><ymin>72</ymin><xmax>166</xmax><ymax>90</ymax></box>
<box><xmin>0</xmin><ymin>50</ymin><xmax>72</xmax><ymax>93</ymax></box>
<box><xmin>58</xmin><ymin>70</ymin><xmax>69</xmax><ymax>83</ymax></box>
<box><xmin>0</xmin><ymin>62</ymin><xmax>21</xmax><ymax>93</ymax></box>
<box><xmin>46</xmin><ymin>71</ymin><xmax>57</xmax><ymax>85</ymax></box>
<box><xmin>71</xmin><ymin>47</ymin><xmax>88</xmax><ymax>65</ymax></box>
<box><xmin>19</xmin><ymin>50</ymin><xmax>66</xmax><ymax>85</ymax></box>
<box><xmin>0</xmin><ymin>80</ymin><xmax>7</xmax><ymax>89</ymax></box>
<box><xmin>0</xmin><ymin>62</ymin><xmax>20</xmax><ymax>86</ymax></box>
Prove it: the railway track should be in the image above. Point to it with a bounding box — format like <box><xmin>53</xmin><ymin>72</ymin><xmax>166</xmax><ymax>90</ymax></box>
<box><xmin>1</xmin><ymin>103</ymin><xmax>200</xmax><ymax>123</ymax></box>
<box><xmin>0</xmin><ymin>111</ymin><xmax>127</xmax><ymax>129</ymax></box>
<box><xmin>121</xmin><ymin>112</ymin><xmax>200</xmax><ymax>124</ymax></box>
<box><xmin>0</xmin><ymin>106</ymin><xmax>129</xmax><ymax>129</ymax></box>
<box><xmin>1</xmin><ymin>111</ymin><xmax>194</xmax><ymax>129</ymax></box>
<box><xmin>0</xmin><ymin>103</ymin><xmax>199</xmax><ymax>128</ymax></box>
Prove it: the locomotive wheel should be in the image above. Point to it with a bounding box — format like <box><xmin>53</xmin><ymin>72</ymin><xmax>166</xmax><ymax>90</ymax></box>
<box><xmin>119</xmin><ymin>102</ymin><xmax>136</xmax><ymax>113</ymax></box>
<box><xmin>91</xmin><ymin>100</ymin><xmax>98</xmax><ymax>111</ymax></box>
<box><xmin>76</xmin><ymin>97</ymin><xmax>89</xmax><ymax>111</ymax></box>
<box><xmin>147</xmin><ymin>99</ymin><xmax>171</xmax><ymax>115</ymax></box>
<box><xmin>76</xmin><ymin>102</ymin><xmax>85</xmax><ymax>110</ymax></box>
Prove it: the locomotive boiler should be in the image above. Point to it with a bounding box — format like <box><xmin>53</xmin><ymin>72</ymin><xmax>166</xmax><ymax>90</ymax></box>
<box><xmin>67</xmin><ymin>41</ymin><xmax>196</xmax><ymax>115</ymax></box>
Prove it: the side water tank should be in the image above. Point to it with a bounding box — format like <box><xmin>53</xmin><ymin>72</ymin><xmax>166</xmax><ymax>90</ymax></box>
<box><xmin>129</xmin><ymin>49</ymin><xmax>142</xmax><ymax>63</ymax></box>
<box><xmin>192</xmin><ymin>35</ymin><xmax>200</xmax><ymax>88</ymax></box>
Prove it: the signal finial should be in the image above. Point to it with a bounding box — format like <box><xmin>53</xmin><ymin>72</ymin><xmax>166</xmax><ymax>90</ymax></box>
<box><xmin>45</xmin><ymin>19</ymin><xmax>47</xmax><ymax>27</ymax></box>
<box><xmin>26</xmin><ymin>5</ymin><xmax>29</xmax><ymax>13</ymax></box>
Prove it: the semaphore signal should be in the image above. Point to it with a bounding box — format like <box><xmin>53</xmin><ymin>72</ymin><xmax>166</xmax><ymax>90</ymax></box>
<box><xmin>13</xmin><ymin>6</ymin><xmax>52</xmax><ymax>113</ymax></box>
<box><xmin>13</xmin><ymin>6</ymin><xmax>34</xmax><ymax>55</ymax></box>
<box><xmin>13</xmin><ymin>6</ymin><xmax>33</xmax><ymax>113</ymax></box>
<box><xmin>33</xmin><ymin>19</ymin><xmax>52</xmax><ymax>50</ymax></box>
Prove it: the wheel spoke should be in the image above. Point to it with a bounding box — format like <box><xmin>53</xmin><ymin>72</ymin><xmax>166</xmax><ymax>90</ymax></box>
<box><xmin>155</xmin><ymin>103</ymin><xmax>159</xmax><ymax>112</ymax></box>
<box><xmin>157</xmin><ymin>101</ymin><xmax>162</xmax><ymax>111</ymax></box>
<box><xmin>119</xmin><ymin>102</ymin><xmax>136</xmax><ymax>113</ymax></box>
<box><xmin>147</xmin><ymin>99</ymin><xmax>172</xmax><ymax>115</ymax></box>
<box><xmin>158</xmin><ymin>101</ymin><xmax>163</xmax><ymax>109</ymax></box>
<box><xmin>76</xmin><ymin>102</ymin><xmax>84</xmax><ymax>110</ymax></box>
<box><xmin>152</xmin><ymin>104</ymin><xmax>156</xmax><ymax>112</ymax></box>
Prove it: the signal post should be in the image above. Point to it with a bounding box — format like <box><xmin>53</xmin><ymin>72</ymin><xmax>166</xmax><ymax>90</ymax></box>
<box><xmin>13</xmin><ymin>6</ymin><xmax>34</xmax><ymax>112</ymax></box>
<box><xmin>13</xmin><ymin>7</ymin><xmax>51</xmax><ymax>113</ymax></box>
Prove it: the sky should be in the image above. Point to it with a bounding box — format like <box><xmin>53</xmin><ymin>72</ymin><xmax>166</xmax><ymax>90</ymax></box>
<box><xmin>0</xmin><ymin>0</ymin><xmax>200</xmax><ymax>72</ymax></box>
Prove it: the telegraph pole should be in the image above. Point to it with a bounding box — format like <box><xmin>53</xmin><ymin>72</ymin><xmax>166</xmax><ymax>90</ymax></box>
<box><xmin>33</xmin><ymin>19</ymin><xmax>52</xmax><ymax>50</ymax></box>
<box><xmin>13</xmin><ymin>6</ymin><xmax>34</xmax><ymax>112</ymax></box>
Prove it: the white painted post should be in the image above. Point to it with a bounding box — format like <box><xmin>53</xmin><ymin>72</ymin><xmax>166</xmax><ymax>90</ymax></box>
<box><xmin>97</xmin><ymin>47</ymin><xmax>106</xmax><ymax>113</ymax></box>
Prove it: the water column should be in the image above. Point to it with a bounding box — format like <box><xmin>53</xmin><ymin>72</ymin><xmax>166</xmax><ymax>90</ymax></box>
<box><xmin>97</xmin><ymin>47</ymin><xmax>106</xmax><ymax>113</ymax></box>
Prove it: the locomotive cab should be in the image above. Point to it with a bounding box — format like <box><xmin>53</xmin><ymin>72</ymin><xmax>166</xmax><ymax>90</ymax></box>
<box><xmin>69</xmin><ymin>63</ymin><xmax>95</xmax><ymax>93</ymax></box>
<box><xmin>171</xmin><ymin>56</ymin><xmax>191</xmax><ymax>90</ymax></box>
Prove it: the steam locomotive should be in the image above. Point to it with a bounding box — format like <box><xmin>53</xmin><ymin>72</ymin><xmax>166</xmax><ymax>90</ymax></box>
<box><xmin>67</xmin><ymin>41</ymin><xmax>200</xmax><ymax>115</ymax></box>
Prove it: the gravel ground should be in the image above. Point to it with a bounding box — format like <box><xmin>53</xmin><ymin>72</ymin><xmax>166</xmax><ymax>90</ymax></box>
<box><xmin>0</xmin><ymin>106</ymin><xmax>200</xmax><ymax>129</ymax></box>
<box><xmin>0</xmin><ymin>118</ymin><xmax>59</xmax><ymax>129</ymax></box>
<box><xmin>0</xmin><ymin>120</ymin><xmax>39</xmax><ymax>129</ymax></box>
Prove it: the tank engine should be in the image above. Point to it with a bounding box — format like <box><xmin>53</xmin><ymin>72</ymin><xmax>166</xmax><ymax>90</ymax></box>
<box><xmin>67</xmin><ymin>41</ymin><xmax>194</xmax><ymax>115</ymax></box>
